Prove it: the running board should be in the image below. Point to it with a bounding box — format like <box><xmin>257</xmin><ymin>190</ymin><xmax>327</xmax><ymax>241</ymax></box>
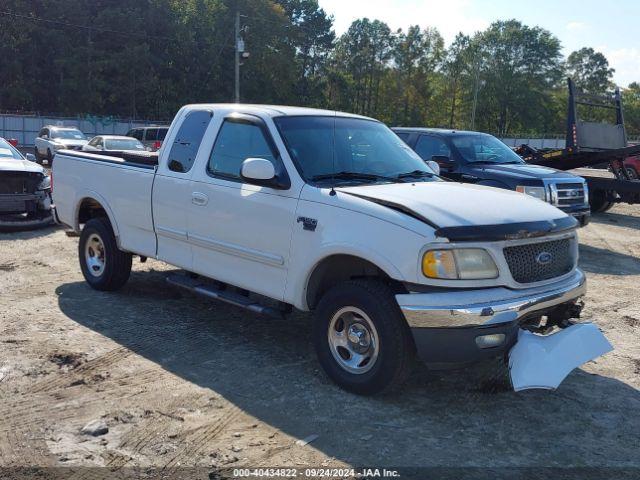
<box><xmin>166</xmin><ymin>274</ymin><xmax>286</xmax><ymax>319</ymax></box>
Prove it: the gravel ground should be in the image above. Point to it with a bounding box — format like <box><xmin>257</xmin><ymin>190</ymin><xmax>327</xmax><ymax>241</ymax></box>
<box><xmin>0</xmin><ymin>204</ymin><xmax>639</xmax><ymax>479</ymax></box>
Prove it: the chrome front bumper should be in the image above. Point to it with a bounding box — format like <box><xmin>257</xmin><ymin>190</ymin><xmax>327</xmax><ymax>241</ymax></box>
<box><xmin>396</xmin><ymin>269</ymin><xmax>586</xmax><ymax>328</ymax></box>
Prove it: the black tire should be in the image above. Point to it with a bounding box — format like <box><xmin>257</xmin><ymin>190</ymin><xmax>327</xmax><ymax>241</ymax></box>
<box><xmin>47</xmin><ymin>149</ymin><xmax>53</xmax><ymax>166</ymax></box>
<box><xmin>79</xmin><ymin>217</ymin><xmax>132</xmax><ymax>291</ymax></box>
<box><xmin>313</xmin><ymin>279</ymin><xmax>414</xmax><ymax>395</ymax></box>
<box><xmin>34</xmin><ymin>147</ymin><xmax>42</xmax><ymax>164</ymax></box>
<box><xmin>626</xmin><ymin>167</ymin><xmax>638</xmax><ymax>180</ymax></box>
<box><xmin>589</xmin><ymin>189</ymin><xmax>615</xmax><ymax>213</ymax></box>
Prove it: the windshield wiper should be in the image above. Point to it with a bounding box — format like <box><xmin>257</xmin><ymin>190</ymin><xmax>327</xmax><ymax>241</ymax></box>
<box><xmin>397</xmin><ymin>169</ymin><xmax>449</xmax><ymax>182</ymax></box>
<box><xmin>397</xmin><ymin>170</ymin><xmax>434</xmax><ymax>179</ymax></box>
<box><xmin>311</xmin><ymin>171</ymin><xmax>401</xmax><ymax>184</ymax></box>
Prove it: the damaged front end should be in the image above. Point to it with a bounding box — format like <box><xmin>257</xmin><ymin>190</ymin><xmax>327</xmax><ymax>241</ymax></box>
<box><xmin>0</xmin><ymin>170</ymin><xmax>53</xmax><ymax>229</ymax></box>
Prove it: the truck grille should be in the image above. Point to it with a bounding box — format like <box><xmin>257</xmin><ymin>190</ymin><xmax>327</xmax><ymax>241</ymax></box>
<box><xmin>553</xmin><ymin>183</ymin><xmax>585</xmax><ymax>206</ymax></box>
<box><xmin>0</xmin><ymin>172</ymin><xmax>42</xmax><ymax>195</ymax></box>
<box><xmin>504</xmin><ymin>238</ymin><xmax>575</xmax><ymax>283</ymax></box>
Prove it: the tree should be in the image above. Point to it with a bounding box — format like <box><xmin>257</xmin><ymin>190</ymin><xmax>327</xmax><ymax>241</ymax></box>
<box><xmin>278</xmin><ymin>0</ymin><xmax>335</xmax><ymax>106</ymax></box>
<box><xmin>472</xmin><ymin>20</ymin><xmax>564</xmax><ymax>135</ymax></box>
<box><xmin>441</xmin><ymin>33</ymin><xmax>472</xmax><ymax>128</ymax></box>
<box><xmin>566</xmin><ymin>47</ymin><xmax>615</xmax><ymax>93</ymax></box>
<box><xmin>391</xmin><ymin>25</ymin><xmax>444</xmax><ymax>125</ymax></box>
<box><xmin>623</xmin><ymin>82</ymin><xmax>640</xmax><ymax>137</ymax></box>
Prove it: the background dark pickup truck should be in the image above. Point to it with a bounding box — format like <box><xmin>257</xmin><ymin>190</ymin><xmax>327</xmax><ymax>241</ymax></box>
<box><xmin>393</xmin><ymin>128</ymin><xmax>591</xmax><ymax>226</ymax></box>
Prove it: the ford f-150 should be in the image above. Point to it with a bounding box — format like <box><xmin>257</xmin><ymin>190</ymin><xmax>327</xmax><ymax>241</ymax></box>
<box><xmin>52</xmin><ymin>104</ymin><xmax>612</xmax><ymax>395</ymax></box>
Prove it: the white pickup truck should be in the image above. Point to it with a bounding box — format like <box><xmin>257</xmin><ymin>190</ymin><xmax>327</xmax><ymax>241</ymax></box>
<box><xmin>52</xmin><ymin>104</ymin><xmax>612</xmax><ymax>395</ymax></box>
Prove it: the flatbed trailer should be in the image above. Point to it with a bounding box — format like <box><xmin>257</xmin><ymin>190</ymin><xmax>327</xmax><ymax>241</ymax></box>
<box><xmin>516</xmin><ymin>79</ymin><xmax>640</xmax><ymax>212</ymax></box>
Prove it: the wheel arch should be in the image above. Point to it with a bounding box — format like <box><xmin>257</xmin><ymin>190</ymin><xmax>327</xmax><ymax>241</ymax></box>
<box><xmin>74</xmin><ymin>192</ymin><xmax>121</xmax><ymax>244</ymax></box>
<box><xmin>304</xmin><ymin>253</ymin><xmax>406</xmax><ymax>311</ymax></box>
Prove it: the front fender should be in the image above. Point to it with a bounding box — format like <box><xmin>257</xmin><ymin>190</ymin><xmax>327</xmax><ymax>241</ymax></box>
<box><xmin>288</xmin><ymin>242</ymin><xmax>405</xmax><ymax>311</ymax></box>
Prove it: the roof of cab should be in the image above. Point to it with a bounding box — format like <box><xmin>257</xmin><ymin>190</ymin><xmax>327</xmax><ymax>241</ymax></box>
<box><xmin>392</xmin><ymin>127</ymin><xmax>490</xmax><ymax>136</ymax></box>
<box><xmin>180</xmin><ymin>103</ymin><xmax>376</xmax><ymax>121</ymax></box>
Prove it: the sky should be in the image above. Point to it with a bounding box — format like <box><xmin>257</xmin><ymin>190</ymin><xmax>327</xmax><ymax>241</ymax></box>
<box><xmin>317</xmin><ymin>0</ymin><xmax>640</xmax><ymax>87</ymax></box>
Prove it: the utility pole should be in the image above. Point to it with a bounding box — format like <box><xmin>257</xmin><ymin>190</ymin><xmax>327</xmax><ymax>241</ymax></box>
<box><xmin>470</xmin><ymin>59</ymin><xmax>480</xmax><ymax>130</ymax></box>
<box><xmin>234</xmin><ymin>10</ymin><xmax>240</xmax><ymax>103</ymax></box>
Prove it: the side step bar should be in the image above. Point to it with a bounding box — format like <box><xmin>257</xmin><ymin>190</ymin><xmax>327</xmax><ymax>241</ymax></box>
<box><xmin>166</xmin><ymin>274</ymin><xmax>286</xmax><ymax>319</ymax></box>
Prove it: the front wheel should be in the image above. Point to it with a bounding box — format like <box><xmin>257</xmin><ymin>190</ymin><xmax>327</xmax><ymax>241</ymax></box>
<box><xmin>79</xmin><ymin>217</ymin><xmax>132</xmax><ymax>291</ymax></box>
<box><xmin>313</xmin><ymin>280</ymin><xmax>414</xmax><ymax>395</ymax></box>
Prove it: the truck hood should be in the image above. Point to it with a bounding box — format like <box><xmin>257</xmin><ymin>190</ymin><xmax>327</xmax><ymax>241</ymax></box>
<box><xmin>470</xmin><ymin>163</ymin><xmax>579</xmax><ymax>180</ymax></box>
<box><xmin>336</xmin><ymin>181</ymin><xmax>567</xmax><ymax>229</ymax></box>
<box><xmin>0</xmin><ymin>157</ymin><xmax>45</xmax><ymax>174</ymax></box>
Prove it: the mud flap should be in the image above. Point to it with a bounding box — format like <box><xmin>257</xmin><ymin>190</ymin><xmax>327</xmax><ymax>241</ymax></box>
<box><xmin>509</xmin><ymin>323</ymin><xmax>613</xmax><ymax>391</ymax></box>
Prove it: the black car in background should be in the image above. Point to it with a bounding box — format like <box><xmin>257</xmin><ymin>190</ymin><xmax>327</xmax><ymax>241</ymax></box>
<box><xmin>393</xmin><ymin>128</ymin><xmax>591</xmax><ymax>226</ymax></box>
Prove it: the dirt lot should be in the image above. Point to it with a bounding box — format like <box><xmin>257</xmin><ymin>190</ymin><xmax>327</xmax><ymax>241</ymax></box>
<box><xmin>1</xmin><ymin>205</ymin><xmax>639</xmax><ymax>479</ymax></box>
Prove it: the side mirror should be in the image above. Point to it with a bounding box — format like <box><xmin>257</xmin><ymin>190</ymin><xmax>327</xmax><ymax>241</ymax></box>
<box><xmin>241</xmin><ymin>157</ymin><xmax>275</xmax><ymax>180</ymax></box>
<box><xmin>26</xmin><ymin>153</ymin><xmax>36</xmax><ymax>162</ymax></box>
<box><xmin>426</xmin><ymin>160</ymin><xmax>440</xmax><ymax>176</ymax></box>
<box><xmin>431</xmin><ymin>155</ymin><xmax>455</xmax><ymax>171</ymax></box>
<box><xmin>240</xmin><ymin>158</ymin><xmax>290</xmax><ymax>189</ymax></box>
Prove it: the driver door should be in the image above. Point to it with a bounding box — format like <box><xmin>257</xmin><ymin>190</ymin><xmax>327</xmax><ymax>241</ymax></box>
<box><xmin>414</xmin><ymin>134</ymin><xmax>461</xmax><ymax>181</ymax></box>
<box><xmin>187</xmin><ymin>114</ymin><xmax>300</xmax><ymax>301</ymax></box>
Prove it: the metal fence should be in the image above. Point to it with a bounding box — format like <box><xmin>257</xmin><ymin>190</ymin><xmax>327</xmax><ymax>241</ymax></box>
<box><xmin>0</xmin><ymin>113</ymin><xmax>167</xmax><ymax>146</ymax></box>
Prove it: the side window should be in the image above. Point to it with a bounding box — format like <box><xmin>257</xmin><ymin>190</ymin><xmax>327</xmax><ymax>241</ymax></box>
<box><xmin>145</xmin><ymin>129</ymin><xmax>158</xmax><ymax>141</ymax></box>
<box><xmin>207</xmin><ymin>120</ymin><xmax>277</xmax><ymax>180</ymax></box>
<box><xmin>88</xmin><ymin>137</ymin><xmax>98</xmax><ymax>147</ymax></box>
<box><xmin>395</xmin><ymin>132</ymin><xmax>410</xmax><ymax>144</ymax></box>
<box><xmin>157</xmin><ymin>128</ymin><xmax>168</xmax><ymax>141</ymax></box>
<box><xmin>414</xmin><ymin>135</ymin><xmax>451</xmax><ymax>161</ymax></box>
<box><xmin>167</xmin><ymin>110</ymin><xmax>212</xmax><ymax>173</ymax></box>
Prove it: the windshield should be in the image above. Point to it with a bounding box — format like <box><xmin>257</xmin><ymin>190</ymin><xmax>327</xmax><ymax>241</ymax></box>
<box><xmin>0</xmin><ymin>138</ymin><xmax>25</xmax><ymax>160</ymax></box>
<box><xmin>106</xmin><ymin>138</ymin><xmax>145</xmax><ymax>150</ymax></box>
<box><xmin>274</xmin><ymin>116</ymin><xmax>437</xmax><ymax>184</ymax></box>
<box><xmin>451</xmin><ymin>134</ymin><xmax>524</xmax><ymax>164</ymax></box>
<box><xmin>52</xmin><ymin>129</ymin><xmax>86</xmax><ymax>140</ymax></box>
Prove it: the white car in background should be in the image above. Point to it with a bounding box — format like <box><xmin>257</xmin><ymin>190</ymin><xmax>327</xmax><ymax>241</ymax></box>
<box><xmin>83</xmin><ymin>135</ymin><xmax>146</xmax><ymax>153</ymax></box>
<box><xmin>34</xmin><ymin>126</ymin><xmax>88</xmax><ymax>165</ymax></box>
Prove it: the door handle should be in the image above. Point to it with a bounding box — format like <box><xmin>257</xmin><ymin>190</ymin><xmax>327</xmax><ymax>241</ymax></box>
<box><xmin>191</xmin><ymin>192</ymin><xmax>209</xmax><ymax>206</ymax></box>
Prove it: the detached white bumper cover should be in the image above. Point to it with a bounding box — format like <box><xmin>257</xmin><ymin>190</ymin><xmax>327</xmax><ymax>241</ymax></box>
<box><xmin>509</xmin><ymin>323</ymin><xmax>613</xmax><ymax>391</ymax></box>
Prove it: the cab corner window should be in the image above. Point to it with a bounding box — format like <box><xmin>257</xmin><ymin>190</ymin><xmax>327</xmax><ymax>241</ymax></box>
<box><xmin>167</xmin><ymin>111</ymin><xmax>212</xmax><ymax>173</ymax></box>
<box><xmin>207</xmin><ymin>120</ymin><xmax>277</xmax><ymax>180</ymax></box>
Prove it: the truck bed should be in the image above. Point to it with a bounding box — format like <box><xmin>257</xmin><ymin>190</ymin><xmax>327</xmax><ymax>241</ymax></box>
<box><xmin>53</xmin><ymin>149</ymin><xmax>158</xmax><ymax>258</ymax></box>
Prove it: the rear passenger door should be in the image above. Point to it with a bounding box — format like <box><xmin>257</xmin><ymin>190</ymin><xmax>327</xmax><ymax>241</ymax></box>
<box><xmin>187</xmin><ymin>113</ymin><xmax>298</xmax><ymax>301</ymax></box>
<box><xmin>152</xmin><ymin>110</ymin><xmax>213</xmax><ymax>270</ymax></box>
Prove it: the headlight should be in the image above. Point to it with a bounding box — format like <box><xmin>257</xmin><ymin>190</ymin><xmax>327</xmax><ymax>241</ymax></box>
<box><xmin>38</xmin><ymin>175</ymin><xmax>51</xmax><ymax>190</ymax></box>
<box><xmin>516</xmin><ymin>185</ymin><xmax>547</xmax><ymax>202</ymax></box>
<box><xmin>422</xmin><ymin>249</ymin><xmax>498</xmax><ymax>280</ymax></box>
<box><xmin>582</xmin><ymin>182</ymin><xmax>589</xmax><ymax>205</ymax></box>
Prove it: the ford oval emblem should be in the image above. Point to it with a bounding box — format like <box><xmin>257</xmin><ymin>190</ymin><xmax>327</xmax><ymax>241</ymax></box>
<box><xmin>536</xmin><ymin>252</ymin><xmax>553</xmax><ymax>265</ymax></box>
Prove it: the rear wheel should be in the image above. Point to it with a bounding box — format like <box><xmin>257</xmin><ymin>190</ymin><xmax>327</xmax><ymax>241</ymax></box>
<box><xmin>626</xmin><ymin>167</ymin><xmax>638</xmax><ymax>180</ymax></box>
<box><xmin>313</xmin><ymin>279</ymin><xmax>414</xmax><ymax>395</ymax></box>
<box><xmin>79</xmin><ymin>217</ymin><xmax>132</xmax><ymax>291</ymax></box>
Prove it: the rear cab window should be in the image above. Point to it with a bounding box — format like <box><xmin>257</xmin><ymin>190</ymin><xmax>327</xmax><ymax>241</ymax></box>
<box><xmin>166</xmin><ymin>110</ymin><xmax>212</xmax><ymax>173</ymax></box>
